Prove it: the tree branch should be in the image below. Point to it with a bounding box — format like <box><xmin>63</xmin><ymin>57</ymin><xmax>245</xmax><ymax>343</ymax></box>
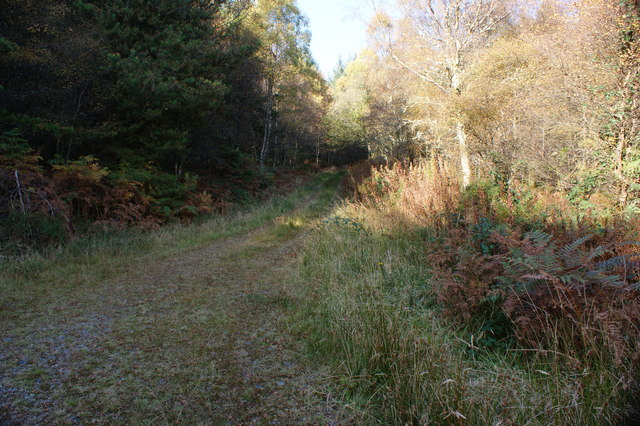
<box><xmin>389</xmin><ymin>52</ymin><xmax>448</xmax><ymax>93</ymax></box>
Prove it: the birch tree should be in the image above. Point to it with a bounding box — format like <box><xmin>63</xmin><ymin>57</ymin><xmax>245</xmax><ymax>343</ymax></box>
<box><xmin>247</xmin><ymin>0</ymin><xmax>311</xmax><ymax>169</ymax></box>
<box><xmin>610</xmin><ymin>0</ymin><xmax>640</xmax><ymax>208</ymax></box>
<box><xmin>377</xmin><ymin>0</ymin><xmax>512</xmax><ymax>186</ymax></box>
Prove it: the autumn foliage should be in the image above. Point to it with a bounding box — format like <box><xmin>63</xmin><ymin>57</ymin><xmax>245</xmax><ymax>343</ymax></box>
<box><xmin>347</xmin><ymin>160</ymin><xmax>640</xmax><ymax>377</ymax></box>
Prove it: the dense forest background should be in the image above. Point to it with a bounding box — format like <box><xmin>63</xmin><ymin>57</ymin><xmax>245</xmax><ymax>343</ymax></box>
<box><xmin>0</xmin><ymin>0</ymin><xmax>343</xmax><ymax>250</ymax></box>
<box><xmin>329</xmin><ymin>0</ymin><xmax>639</xmax><ymax>206</ymax></box>
<box><xmin>1</xmin><ymin>0</ymin><xmax>638</xmax><ymax>248</ymax></box>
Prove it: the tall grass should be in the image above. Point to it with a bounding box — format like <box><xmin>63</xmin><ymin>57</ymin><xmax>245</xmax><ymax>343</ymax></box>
<box><xmin>346</xmin><ymin>160</ymin><xmax>459</xmax><ymax>232</ymax></box>
<box><xmin>292</xmin><ymin>161</ymin><xmax>639</xmax><ymax>424</ymax></box>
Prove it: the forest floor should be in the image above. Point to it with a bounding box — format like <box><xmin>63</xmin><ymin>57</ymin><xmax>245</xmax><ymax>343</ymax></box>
<box><xmin>0</xmin><ymin>172</ymin><xmax>348</xmax><ymax>424</ymax></box>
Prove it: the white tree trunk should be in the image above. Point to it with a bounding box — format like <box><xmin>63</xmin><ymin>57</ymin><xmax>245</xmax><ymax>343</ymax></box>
<box><xmin>271</xmin><ymin>119</ymin><xmax>279</xmax><ymax>168</ymax></box>
<box><xmin>260</xmin><ymin>78</ymin><xmax>274</xmax><ymax>169</ymax></box>
<box><xmin>457</xmin><ymin>121</ymin><xmax>471</xmax><ymax>188</ymax></box>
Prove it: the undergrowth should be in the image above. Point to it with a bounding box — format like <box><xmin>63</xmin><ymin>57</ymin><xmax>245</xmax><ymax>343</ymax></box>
<box><xmin>0</xmin><ymin>144</ymin><xmax>301</xmax><ymax>255</ymax></box>
<box><xmin>292</xmin><ymin>161</ymin><xmax>640</xmax><ymax>424</ymax></box>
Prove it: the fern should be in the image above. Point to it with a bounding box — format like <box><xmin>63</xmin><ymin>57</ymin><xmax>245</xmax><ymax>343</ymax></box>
<box><xmin>595</xmin><ymin>241</ymin><xmax>640</xmax><ymax>287</ymax></box>
<box><xmin>584</xmin><ymin>244</ymin><xmax>609</xmax><ymax>262</ymax></box>
<box><xmin>616</xmin><ymin>241</ymin><xmax>640</xmax><ymax>247</ymax></box>
<box><xmin>496</xmin><ymin>232</ymin><xmax>631</xmax><ymax>292</ymax></box>
<box><xmin>558</xmin><ymin>233</ymin><xmax>593</xmax><ymax>259</ymax></box>
<box><xmin>597</xmin><ymin>253</ymin><xmax>640</xmax><ymax>270</ymax></box>
<box><xmin>525</xmin><ymin>230</ymin><xmax>553</xmax><ymax>248</ymax></box>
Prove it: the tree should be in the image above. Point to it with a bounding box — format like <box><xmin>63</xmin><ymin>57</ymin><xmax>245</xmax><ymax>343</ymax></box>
<box><xmin>325</xmin><ymin>56</ymin><xmax>369</xmax><ymax>160</ymax></box>
<box><xmin>89</xmin><ymin>0</ymin><xmax>229</xmax><ymax>171</ymax></box>
<box><xmin>609</xmin><ymin>0</ymin><xmax>640</xmax><ymax>208</ymax></box>
<box><xmin>269</xmin><ymin>52</ymin><xmax>327</xmax><ymax>167</ymax></box>
<box><xmin>458</xmin><ymin>1</ymin><xmax>617</xmax><ymax>189</ymax></box>
<box><xmin>373</xmin><ymin>0</ymin><xmax>512</xmax><ymax>186</ymax></box>
<box><xmin>0</xmin><ymin>0</ymin><xmax>109</xmax><ymax>161</ymax></box>
<box><xmin>246</xmin><ymin>0</ymin><xmax>313</xmax><ymax>169</ymax></box>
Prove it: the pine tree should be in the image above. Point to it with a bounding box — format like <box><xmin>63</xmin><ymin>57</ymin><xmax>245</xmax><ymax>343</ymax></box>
<box><xmin>88</xmin><ymin>0</ymin><xmax>229</xmax><ymax>170</ymax></box>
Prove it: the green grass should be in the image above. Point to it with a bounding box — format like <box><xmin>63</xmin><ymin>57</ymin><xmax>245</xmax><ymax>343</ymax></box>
<box><xmin>0</xmin><ymin>172</ymin><xmax>341</xmax><ymax>319</ymax></box>
<box><xmin>289</xmin><ymin>202</ymin><xmax>635</xmax><ymax>424</ymax></box>
<box><xmin>0</xmin><ymin>171</ymin><xmax>345</xmax><ymax>424</ymax></box>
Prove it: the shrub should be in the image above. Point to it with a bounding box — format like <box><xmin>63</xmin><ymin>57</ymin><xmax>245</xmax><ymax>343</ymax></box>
<box><xmin>345</xmin><ymin>159</ymin><xmax>459</xmax><ymax>231</ymax></box>
<box><xmin>52</xmin><ymin>157</ymin><xmax>156</xmax><ymax>226</ymax></box>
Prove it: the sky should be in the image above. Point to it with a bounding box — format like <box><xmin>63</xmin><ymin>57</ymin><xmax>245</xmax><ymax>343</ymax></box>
<box><xmin>297</xmin><ymin>0</ymin><xmax>377</xmax><ymax>78</ymax></box>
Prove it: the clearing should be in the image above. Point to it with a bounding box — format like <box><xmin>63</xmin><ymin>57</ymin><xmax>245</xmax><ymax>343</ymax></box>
<box><xmin>0</xmin><ymin>172</ymin><xmax>346</xmax><ymax>424</ymax></box>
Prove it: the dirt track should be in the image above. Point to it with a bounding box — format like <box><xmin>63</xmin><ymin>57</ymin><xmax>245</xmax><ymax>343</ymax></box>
<box><xmin>0</xmin><ymin>176</ymin><xmax>345</xmax><ymax>424</ymax></box>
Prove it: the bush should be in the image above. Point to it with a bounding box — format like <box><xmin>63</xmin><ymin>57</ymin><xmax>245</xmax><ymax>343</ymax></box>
<box><xmin>345</xmin><ymin>159</ymin><xmax>459</xmax><ymax>230</ymax></box>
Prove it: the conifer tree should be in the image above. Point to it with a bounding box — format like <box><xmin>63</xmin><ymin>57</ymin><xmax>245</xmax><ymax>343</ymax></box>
<box><xmin>87</xmin><ymin>0</ymin><xmax>229</xmax><ymax>171</ymax></box>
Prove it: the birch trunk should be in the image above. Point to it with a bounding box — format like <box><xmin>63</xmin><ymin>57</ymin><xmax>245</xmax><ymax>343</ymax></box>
<box><xmin>259</xmin><ymin>78</ymin><xmax>274</xmax><ymax>169</ymax></box>
<box><xmin>456</xmin><ymin>121</ymin><xmax>471</xmax><ymax>188</ymax></box>
<box><xmin>271</xmin><ymin>119</ymin><xmax>279</xmax><ymax>168</ymax></box>
<box><xmin>614</xmin><ymin>67</ymin><xmax>638</xmax><ymax>209</ymax></box>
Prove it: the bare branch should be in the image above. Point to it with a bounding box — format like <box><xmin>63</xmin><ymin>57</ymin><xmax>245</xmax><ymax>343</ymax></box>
<box><xmin>389</xmin><ymin>52</ymin><xmax>449</xmax><ymax>93</ymax></box>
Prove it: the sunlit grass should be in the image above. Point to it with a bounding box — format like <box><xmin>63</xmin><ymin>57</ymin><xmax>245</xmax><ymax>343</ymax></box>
<box><xmin>289</xmin><ymin>200</ymin><xmax>634</xmax><ymax>424</ymax></box>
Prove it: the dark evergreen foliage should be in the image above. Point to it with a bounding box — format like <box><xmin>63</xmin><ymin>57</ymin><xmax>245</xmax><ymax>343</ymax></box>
<box><xmin>0</xmin><ymin>0</ymin><xmax>327</xmax><ymax>245</ymax></box>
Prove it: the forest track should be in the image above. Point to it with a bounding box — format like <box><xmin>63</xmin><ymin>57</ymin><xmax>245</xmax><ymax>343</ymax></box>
<box><xmin>0</xmin><ymin>173</ymin><xmax>345</xmax><ymax>424</ymax></box>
